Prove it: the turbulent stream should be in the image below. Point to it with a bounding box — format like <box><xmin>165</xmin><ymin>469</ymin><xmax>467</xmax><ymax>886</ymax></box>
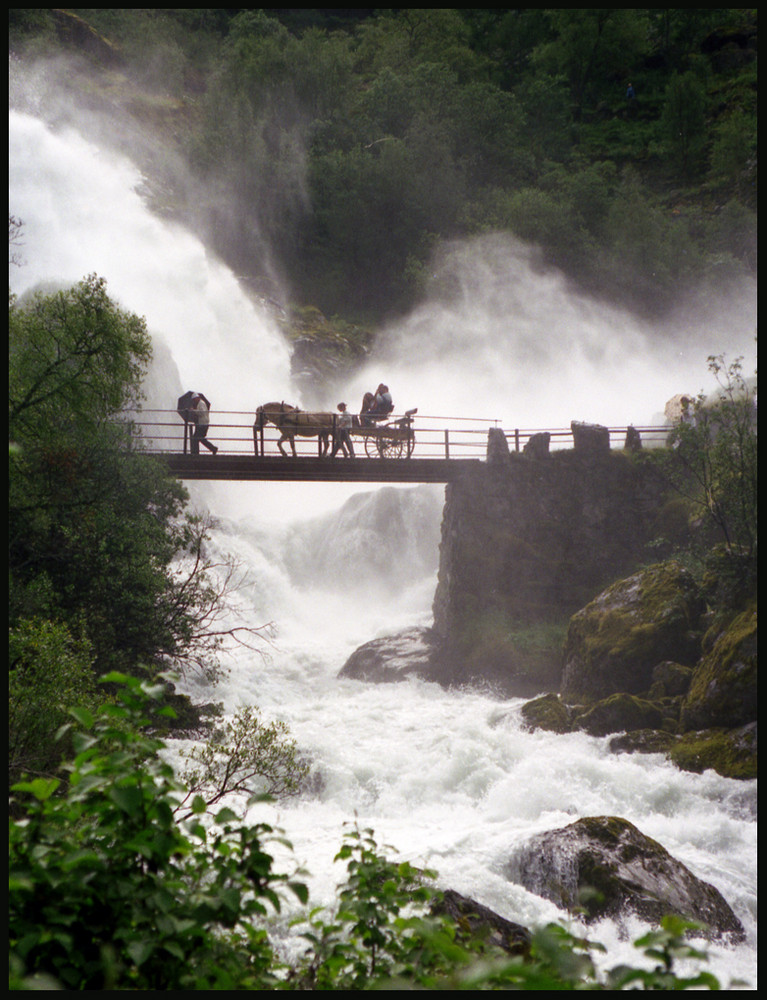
<box><xmin>9</xmin><ymin>73</ymin><xmax>757</xmax><ymax>985</ymax></box>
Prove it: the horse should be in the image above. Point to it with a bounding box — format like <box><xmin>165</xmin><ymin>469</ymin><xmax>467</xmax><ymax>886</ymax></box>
<box><xmin>255</xmin><ymin>402</ymin><xmax>335</xmax><ymax>457</ymax></box>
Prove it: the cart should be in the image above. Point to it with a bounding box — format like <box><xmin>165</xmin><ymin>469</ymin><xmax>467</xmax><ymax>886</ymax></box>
<box><xmin>354</xmin><ymin>408</ymin><xmax>417</xmax><ymax>458</ymax></box>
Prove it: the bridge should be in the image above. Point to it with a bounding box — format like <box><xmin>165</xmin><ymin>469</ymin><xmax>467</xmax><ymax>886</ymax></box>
<box><xmin>128</xmin><ymin>410</ymin><xmax>671</xmax><ymax>484</ymax></box>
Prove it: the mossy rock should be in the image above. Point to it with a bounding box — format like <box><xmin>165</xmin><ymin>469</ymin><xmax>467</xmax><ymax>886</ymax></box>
<box><xmin>648</xmin><ymin>660</ymin><xmax>693</xmax><ymax>699</ymax></box>
<box><xmin>520</xmin><ymin>692</ymin><xmax>572</xmax><ymax>734</ymax></box>
<box><xmin>608</xmin><ymin>728</ymin><xmax>680</xmax><ymax>756</ymax></box>
<box><xmin>562</xmin><ymin>561</ymin><xmax>704</xmax><ymax>701</ymax></box>
<box><xmin>573</xmin><ymin>693</ymin><xmax>666</xmax><ymax>737</ymax></box>
<box><xmin>682</xmin><ymin>604</ymin><xmax>756</xmax><ymax>731</ymax></box>
<box><xmin>508</xmin><ymin>816</ymin><xmax>744</xmax><ymax>938</ymax></box>
<box><xmin>669</xmin><ymin>725</ymin><xmax>757</xmax><ymax>780</ymax></box>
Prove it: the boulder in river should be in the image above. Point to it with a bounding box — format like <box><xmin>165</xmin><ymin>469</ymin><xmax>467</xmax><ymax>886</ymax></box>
<box><xmin>338</xmin><ymin>626</ymin><xmax>438</xmax><ymax>683</ymax></box>
<box><xmin>506</xmin><ymin>815</ymin><xmax>745</xmax><ymax>940</ymax></box>
<box><xmin>432</xmin><ymin>889</ymin><xmax>531</xmax><ymax>957</ymax></box>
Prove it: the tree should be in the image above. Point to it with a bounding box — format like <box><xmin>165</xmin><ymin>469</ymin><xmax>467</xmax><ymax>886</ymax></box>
<box><xmin>9</xmin><ymin>274</ymin><xmax>151</xmax><ymax>441</ymax></box>
<box><xmin>531</xmin><ymin>10</ymin><xmax>650</xmax><ymax>120</ymax></box>
<box><xmin>176</xmin><ymin>705</ymin><xmax>310</xmax><ymax>818</ymax></box>
<box><xmin>9</xmin><ymin>618</ymin><xmax>96</xmax><ymax>787</ymax></box>
<box><xmin>8</xmin><ymin>276</ymin><xmax>254</xmax><ymax>703</ymax></box>
<box><xmin>660</xmin><ymin>71</ymin><xmax>707</xmax><ymax>178</ymax></box>
<box><xmin>664</xmin><ymin>355</ymin><xmax>757</xmax><ymax>561</ymax></box>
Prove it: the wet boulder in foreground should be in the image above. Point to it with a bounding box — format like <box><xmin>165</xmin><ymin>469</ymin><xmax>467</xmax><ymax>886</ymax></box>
<box><xmin>431</xmin><ymin>889</ymin><xmax>531</xmax><ymax>957</ymax></box>
<box><xmin>506</xmin><ymin>816</ymin><xmax>744</xmax><ymax>940</ymax></box>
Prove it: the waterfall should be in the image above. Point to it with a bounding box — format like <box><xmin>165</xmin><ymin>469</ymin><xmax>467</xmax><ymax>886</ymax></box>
<box><xmin>9</xmin><ymin>89</ymin><xmax>757</xmax><ymax>986</ymax></box>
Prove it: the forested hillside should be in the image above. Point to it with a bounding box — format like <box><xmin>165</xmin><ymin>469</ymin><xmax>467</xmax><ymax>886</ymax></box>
<box><xmin>9</xmin><ymin>9</ymin><xmax>757</xmax><ymax>332</ymax></box>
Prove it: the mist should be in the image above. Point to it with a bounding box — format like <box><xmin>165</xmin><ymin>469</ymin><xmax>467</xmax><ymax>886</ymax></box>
<box><xmin>339</xmin><ymin>235</ymin><xmax>756</xmax><ymax>430</ymax></box>
<box><xmin>9</xmin><ymin>59</ymin><xmax>757</xmax><ymax>520</ymax></box>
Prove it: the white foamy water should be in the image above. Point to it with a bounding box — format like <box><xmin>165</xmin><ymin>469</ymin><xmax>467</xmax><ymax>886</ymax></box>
<box><xmin>9</xmin><ymin>84</ymin><xmax>757</xmax><ymax>987</ymax></box>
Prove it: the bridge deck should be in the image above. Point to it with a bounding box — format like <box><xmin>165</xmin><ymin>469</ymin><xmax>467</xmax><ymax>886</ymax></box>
<box><xmin>156</xmin><ymin>453</ymin><xmax>480</xmax><ymax>483</ymax></box>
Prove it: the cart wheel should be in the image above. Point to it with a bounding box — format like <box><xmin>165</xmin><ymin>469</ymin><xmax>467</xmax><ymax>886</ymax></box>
<box><xmin>405</xmin><ymin>432</ymin><xmax>415</xmax><ymax>457</ymax></box>
<box><xmin>364</xmin><ymin>435</ymin><xmax>379</xmax><ymax>458</ymax></box>
<box><xmin>377</xmin><ymin>435</ymin><xmax>404</xmax><ymax>459</ymax></box>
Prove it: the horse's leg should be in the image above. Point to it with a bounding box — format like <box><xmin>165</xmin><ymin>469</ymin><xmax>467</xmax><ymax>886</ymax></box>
<box><xmin>278</xmin><ymin>432</ymin><xmax>289</xmax><ymax>457</ymax></box>
<box><xmin>319</xmin><ymin>431</ymin><xmax>329</xmax><ymax>456</ymax></box>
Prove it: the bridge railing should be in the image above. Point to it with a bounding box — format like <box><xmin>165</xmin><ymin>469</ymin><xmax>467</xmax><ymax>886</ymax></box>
<box><xmin>122</xmin><ymin>410</ymin><xmax>674</xmax><ymax>459</ymax></box>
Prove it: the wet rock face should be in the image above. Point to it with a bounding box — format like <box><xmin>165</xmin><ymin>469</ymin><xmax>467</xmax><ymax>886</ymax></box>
<box><xmin>682</xmin><ymin>605</ymin><xmax>757</xmax><ymax>731</ymax></box>
<box><xmin>561</xmin><ymin>562</ymin><xmax>705</xmax><ymax>701</ymax></box>
<box><xmin>431</xmin><ymin>890</ymin><xmax>530</xmax><ymax>957</ymax></box>
<box><xmin>507</xmin><ymin>816</ymin><xmax>745</xmax><ymax>940</ymax></box>
<box><xmin>338</xmin><ymin>626</ymin><xmax>438</xmax><ymax>683</ymax></box>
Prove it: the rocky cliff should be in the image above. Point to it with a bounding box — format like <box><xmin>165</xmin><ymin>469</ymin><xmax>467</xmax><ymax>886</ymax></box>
<box><xmin>429</xmin><ymin>433</ymin><xmax>671</xmax><ymax>693</ymax></box>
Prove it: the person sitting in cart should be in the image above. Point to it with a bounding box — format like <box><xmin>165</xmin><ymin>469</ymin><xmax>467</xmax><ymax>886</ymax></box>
<box><xmin>359</xmin><ymin>391</ymin><xmax>375</xmax><ymax>426</ymax></box>
<box><xmin>370</xmin><ymin>383</ymin><xmax>393</xmax><ymax>416</ymax></box>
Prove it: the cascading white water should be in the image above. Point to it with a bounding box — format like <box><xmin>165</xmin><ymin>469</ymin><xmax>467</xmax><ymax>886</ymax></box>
<box><xmin>9</xmin><ymin>85</ymin><xmax>757</xmax><ymax>987</ymax></box>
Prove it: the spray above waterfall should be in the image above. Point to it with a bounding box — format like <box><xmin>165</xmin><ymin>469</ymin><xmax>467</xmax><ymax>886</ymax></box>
<box><xmin>10</xmin><ymin>80</ymin><xmax>756</xmax><ymax>441</ymax></box>
<box><xmin>9</xmin><ymin>96</ymin><xmax>756</xmax><ymax>524</ymax></box>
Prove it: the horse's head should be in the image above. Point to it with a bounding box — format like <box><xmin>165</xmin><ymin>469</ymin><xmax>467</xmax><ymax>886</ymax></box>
<box><xmin>256</xmin><ymin>401</ymin><xmax>297</xmax><ymax>428</ymax></box>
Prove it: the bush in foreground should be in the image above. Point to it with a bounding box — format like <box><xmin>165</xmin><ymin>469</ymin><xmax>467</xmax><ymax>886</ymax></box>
<box><xmin>9</xmin><ymin>676</ymin><xmax>730</xmax><ymax>990</ymax></box>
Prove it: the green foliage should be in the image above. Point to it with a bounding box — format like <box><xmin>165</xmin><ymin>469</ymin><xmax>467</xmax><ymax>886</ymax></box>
<box><xmin>9</xmin><ymin>679</ymin><xmax>729</xmax><ymax>990</ymax></box>
<box><xmin>605</xmin><ymin>917</ymin><xmax>722</xmax><ymax>991</ymax></box>
<box><xmin>8</xmin><ymin>674</ymin><xmax>303</xmax><ymax>991</ymax></box>
<box><xmin>709</xmin><ymin>110</ymin><xmax>757</xmax><ymax>193</ymax></box>
<box><xmin>531</xmin><ymin>10</ymin><xmax>651</xmax><ymax>118</ymax></box>
<box><xmin>9</xmin><ymin>618</ymin><xmax>97</xmax><ymax>787</ymax></box>
<box><xmin>660</xmin><ymin>72</ymin><xmax>708</xmax><ymax>178</ymax></box>
<box><xmin>663</xmin><ymin>355</ymin><xmax>757</xmax><ymax>559</ymax></box>
<box><xmin>294</xmin><ymin>826</ymin><xmax>449</xmax><ymax>989</ymax></box>
<box><xmin>177</xmin><ymin>705</ymin><xmax>310</xmax><ymax>817</ymax></box>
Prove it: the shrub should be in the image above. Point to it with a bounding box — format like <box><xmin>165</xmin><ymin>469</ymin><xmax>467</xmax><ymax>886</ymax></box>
<box><xmin>9</xmin><ymin>618</ymin><xmax>96</xmax><ymax>788</ymax></box>
<box><xmin>9</xmin><ymin>677</ymin><xmax>730</xmax><ymax>990</ymax></box>
<box><xmin>9</xmin><ymin>674</ymin><xmax>306</xmax><ymax>990</ymax></box>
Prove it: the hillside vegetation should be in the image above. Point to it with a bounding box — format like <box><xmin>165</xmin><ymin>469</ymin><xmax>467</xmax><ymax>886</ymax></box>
<box><xmin>9</xmin><ymin>9</ymin><xmax>757</xmax><ymax>338</ymax></box>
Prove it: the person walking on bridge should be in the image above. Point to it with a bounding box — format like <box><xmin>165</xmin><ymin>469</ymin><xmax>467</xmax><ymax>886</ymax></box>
<box><xmin>190</xmin><ymin>392</ymin><xmax>218</xmax><ymax>455</ymax></box>
<box><xmin>331</xmin><ymin>401</ymin><xmax>355</xmax><ymax>458</ymax></box>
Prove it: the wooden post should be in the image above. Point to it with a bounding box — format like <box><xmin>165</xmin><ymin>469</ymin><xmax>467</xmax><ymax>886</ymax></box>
<box><xmin>444</xmin><ymin>429</ymin><xmax>450</xmax><ymax>459</ymax></box>
<box><xmin>252</xmin><ymin>422</ymin><xmax>259</xmax><ymax>456</ymax></box>
<box><xmin>514</xmin><ymin>428</ymin><xmax>520</xmax><ymax>452</ymax></box>
<box><xmin>183</xmin><ymin>419</ymin><xmax>189</xmax><ymax>455</ymax></box>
